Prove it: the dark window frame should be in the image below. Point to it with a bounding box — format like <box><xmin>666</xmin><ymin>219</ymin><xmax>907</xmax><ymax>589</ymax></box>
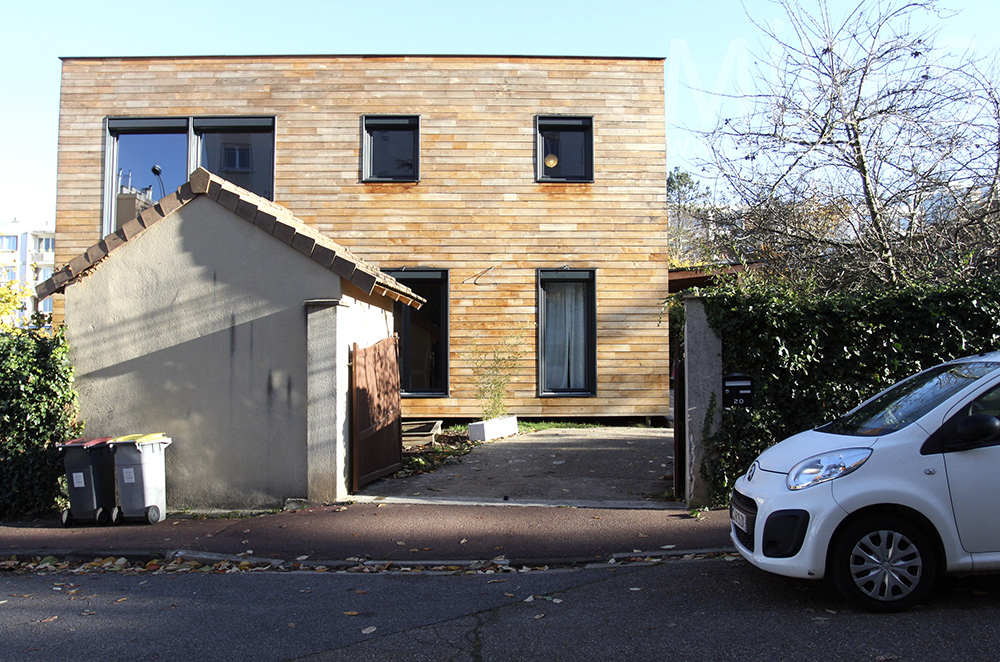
<box><xmin>104</xmin><ymin>116</ymin><xmax>275</xmax><ymax>235</ymax></box>
<box><xmin>535</xmin><ymin>115</ymin><xmax>594</xmax><ymax>183</ymax></box>
<box><xmin>537</xmin><ymin>268</ymin><xmax>597</xmax><ymax>397</ymax></box>
<box><xmin>362</xmin><ymin>115</ymin><xmax>420</xmax><ymax>183</ymax></box>
<box><xmin>383</xmin><ymin>267</ymin><xmax>449</xmax><ymax>397</ymax></box>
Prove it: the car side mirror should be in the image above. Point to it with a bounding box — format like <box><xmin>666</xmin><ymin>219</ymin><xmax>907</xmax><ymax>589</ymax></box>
<box><xmin>953</xmin><ymin>414</ymin><xmax>1000</xmax><ymax>450</ymax></box>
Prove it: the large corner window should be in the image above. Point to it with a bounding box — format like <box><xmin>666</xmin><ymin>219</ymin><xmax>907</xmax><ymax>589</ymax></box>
<box><xmin>536</xmin><ymin>116</ymin><xmax>593</xmax><ymax>183</ymax></box>
<box><xmin>363</xmin><ymin>115</ymin><xmax>419</xmax><ymax>182</ymax></box>
<box><xmin>104</xmin><ymin>117</ymin><xmax>275</xmax><ymax>235</ymax></box>
<box><xmin>384</xmin><ymin>268</ymin><xmax>448</xmax><ymax>396</ymax></box>
<box><xmin>538</xmin><ymin>269</ymin><xmax>597</xmax><ymax>396</ymax></box>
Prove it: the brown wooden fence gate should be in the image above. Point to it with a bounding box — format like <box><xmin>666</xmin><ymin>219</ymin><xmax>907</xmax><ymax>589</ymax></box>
<box><xmin>351</xmin><ymin>336</ymin><xmax>403</xmax><ymax>491</ymax></box>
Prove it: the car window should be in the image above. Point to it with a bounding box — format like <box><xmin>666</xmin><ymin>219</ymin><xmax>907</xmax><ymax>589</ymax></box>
<box><xmin>969</xmin><ymin>385</ymin><xmax>1000</xmax><ymax>418</ymax></box>
<box><xmin>820</xmin><ymin>361</ymin><xmax>1000</xmax><ymax>436</ymax></box>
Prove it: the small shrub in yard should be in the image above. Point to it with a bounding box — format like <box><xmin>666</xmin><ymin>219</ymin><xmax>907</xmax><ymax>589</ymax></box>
<box><xmin>0</xmin><ymin>320</ymin><xmax>83</xmax><ymax>518</ymax></box>
<box><xmin>399</xmin><ymin>428</ymin><xmax>478</xmax><ymax>477</ymax></box>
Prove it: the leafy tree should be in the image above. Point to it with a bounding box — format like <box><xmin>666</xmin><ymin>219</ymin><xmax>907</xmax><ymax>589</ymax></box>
<box><xmin>697</xmin><ymin>0</ymin><xmax>1000</xmax><ymax>291</ymax></box>
<box><xmin>667</xmin><ymin>167</ymin><xmax>713</xmax><ymax>267</ymax></box>
<box><xmin>0</xmin><ymin>281</ymin><xmax>30</xmax><ymax>329</ymax></box>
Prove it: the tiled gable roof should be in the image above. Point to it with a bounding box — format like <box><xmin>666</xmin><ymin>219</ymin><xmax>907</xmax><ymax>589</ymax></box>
<box><xmin>37</xmin><ymin>168</ymin><xmax>423</xmax><ymax>309</ymax></box>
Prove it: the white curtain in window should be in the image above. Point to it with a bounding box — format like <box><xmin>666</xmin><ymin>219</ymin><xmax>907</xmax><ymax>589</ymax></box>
<box><xmin>544</xmin><ymin>281</ymin><xmax>587</xmax><ymax>391</ymax></box>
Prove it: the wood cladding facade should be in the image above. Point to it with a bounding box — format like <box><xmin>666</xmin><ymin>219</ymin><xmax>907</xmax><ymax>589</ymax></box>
<box><xmin>55</xmin><ymin>55</ymin><xmax>669</xmax><ymax>420</ymax></box>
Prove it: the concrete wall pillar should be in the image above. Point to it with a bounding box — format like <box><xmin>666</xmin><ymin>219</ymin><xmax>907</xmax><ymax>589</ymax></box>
<box><xmin>683</xmin><ymin>296</ymin><xmax>722</xmax><ymax>508</ymax></box>
<box><xmin>305</xmin><ymin>299</ymin><xmax>349</xmax><ymax>504</ymax></box>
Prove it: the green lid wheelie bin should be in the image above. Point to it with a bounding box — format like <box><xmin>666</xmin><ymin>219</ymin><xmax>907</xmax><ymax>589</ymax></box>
<box><xmin>109</xmin><ymin>433</ymin><xmax>172</xmax><ymax>524</ymax></box>
<box><xmin>57</xmin><ymin>437</ymin><xmax>116</xmax><ymax>526</ymax></box>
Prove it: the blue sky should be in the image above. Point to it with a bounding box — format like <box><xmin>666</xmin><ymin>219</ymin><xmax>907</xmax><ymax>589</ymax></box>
<box><xmin>1</xmin><ymin>0</ymin><xmax>995</xmax><ymax>229</ymax></box>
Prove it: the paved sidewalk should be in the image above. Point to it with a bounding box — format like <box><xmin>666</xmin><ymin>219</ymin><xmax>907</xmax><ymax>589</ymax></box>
<box><xmin>1</xmin><ymin>428</ymin><xmax>734</xmax><ymax>567</ymax></box>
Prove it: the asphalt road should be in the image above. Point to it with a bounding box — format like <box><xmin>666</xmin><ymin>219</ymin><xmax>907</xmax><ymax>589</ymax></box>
<box><xmin>5</xmin><ymin>556</ymin><xmax>1000</xmax><ymax>661</ymax></box>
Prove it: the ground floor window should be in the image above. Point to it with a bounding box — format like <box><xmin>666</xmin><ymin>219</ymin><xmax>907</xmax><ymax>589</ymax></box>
<box><xmin>384</xmin><ymin>268</ymin><xmax>448</xmax><ymax>396</ymax></box>
<box><xmin>537</xmin><ymin>269</ymin><xmax>597</xmax><ymax>396</ymax></box>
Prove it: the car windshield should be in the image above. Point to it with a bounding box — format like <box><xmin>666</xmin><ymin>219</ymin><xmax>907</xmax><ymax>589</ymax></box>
<box><xmin>820</xmin><ymin>361</ymin><xmax>1000</xmax><ymax>436</ymax></box>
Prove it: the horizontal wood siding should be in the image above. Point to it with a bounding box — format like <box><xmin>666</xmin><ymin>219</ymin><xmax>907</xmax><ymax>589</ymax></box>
<box><xmin>55</xmin><ymin>55</ymin><xmax>669</xmax><ymax>419</ymax></box>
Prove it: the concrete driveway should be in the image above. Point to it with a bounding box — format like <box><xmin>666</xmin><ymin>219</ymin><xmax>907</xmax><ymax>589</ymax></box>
<box><xmin>356</xmin><ymin>427</ymin><xmax>680</xmax><ymax>509</ymax></box>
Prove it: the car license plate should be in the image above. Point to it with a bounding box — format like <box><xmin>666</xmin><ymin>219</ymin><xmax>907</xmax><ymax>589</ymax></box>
<box><xmin>731</xmin><ymin>507</ymin><xmax>748</xmax><ymax>533</ymax></box>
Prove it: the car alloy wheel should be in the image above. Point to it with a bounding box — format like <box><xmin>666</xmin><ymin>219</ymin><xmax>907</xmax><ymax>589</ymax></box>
<box><xmin>830</xmin><ymin>515</ymin><xmax>936</xmax><ymax>612</ymax></box>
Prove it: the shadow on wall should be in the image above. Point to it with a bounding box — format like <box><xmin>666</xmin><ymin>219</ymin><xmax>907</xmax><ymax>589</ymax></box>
<box><xmin>75</xmin><ymin>309</ymin><xmax>310</xmax><ymax>509</ymax></box>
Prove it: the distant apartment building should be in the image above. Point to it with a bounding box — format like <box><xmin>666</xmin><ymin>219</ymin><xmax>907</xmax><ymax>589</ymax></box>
<box><xmin>0</xmin><ymin>221</ymin><xmax>55</xmax><ymax>322</ymax></box>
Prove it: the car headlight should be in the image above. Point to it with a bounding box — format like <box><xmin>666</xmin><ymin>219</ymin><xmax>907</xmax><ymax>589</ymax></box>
<box><xmin>787</xmin><ymin>448</ymin><xmax>872</xmax><ymax>490</ymax></box>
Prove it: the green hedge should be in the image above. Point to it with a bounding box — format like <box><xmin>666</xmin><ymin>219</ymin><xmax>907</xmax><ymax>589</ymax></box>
<box><xmin>696</xmin><ymin>277</ymin><xmax>1000</xmax><ymax>505</ymax></box>
<box><xmin>0</xmin><ymin>326</ymin><xmax>83</xmax><ymax>518</ymax></box>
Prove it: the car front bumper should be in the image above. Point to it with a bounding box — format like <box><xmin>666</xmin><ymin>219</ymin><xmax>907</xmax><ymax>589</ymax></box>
<box><xmin>730</xmin><ymin>463</ymin><xmax>848</xmax><ymax>579</ymax></box>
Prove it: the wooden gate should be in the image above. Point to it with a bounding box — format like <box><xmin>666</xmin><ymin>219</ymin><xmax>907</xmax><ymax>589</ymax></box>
<box><xmin>351</xmin><ymin>336</ymin><xmax>403</xmax><ymax>491</ymax></box>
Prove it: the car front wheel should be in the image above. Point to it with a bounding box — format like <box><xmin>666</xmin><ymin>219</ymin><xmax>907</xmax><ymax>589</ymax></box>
<box><xmin>829</xmin><ymin>515</ymin><xmax>937</xmax><ymax>612</ymax></box>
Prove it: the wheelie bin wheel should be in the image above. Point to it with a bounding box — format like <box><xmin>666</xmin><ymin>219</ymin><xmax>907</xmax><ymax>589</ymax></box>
<box><xmin>61</xmin><ymin>509</ymin><xmax>74</xmax><ymax>527</ymax></box>
<box><xmin>145</xmin><ymin>505</ymin><xmax>161</xmax><ymax>524</ymax></box>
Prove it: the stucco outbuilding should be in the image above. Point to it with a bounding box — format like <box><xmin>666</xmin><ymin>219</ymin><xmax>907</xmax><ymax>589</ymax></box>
<box><xmin>37</xmin><ymin>168</ymin><xmax>423</xmax><ymax>509</ymax></box>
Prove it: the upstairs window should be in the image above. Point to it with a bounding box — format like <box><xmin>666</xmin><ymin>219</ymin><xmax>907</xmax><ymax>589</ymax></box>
<box><xmin>536</xmin><ymin>116</ymin><xmax>594</xmax><ymax>183</ymax></box>
<box><xmin>2</xmin><ymin>235</ymin><xmax>18</xmax><ymax>251</ymax></box>
<box><xmin>35</xmin><ymin>237</ymin><xmax>54</xmax><ymax>252</ymax></box>
<box><xmin>363</xmin><ymin>116</ymin><xmax>419</xmax><ymax>182</ymax></box>
<box><xmin>105</xmin><ymin>117</ymin><xmax>274</xmax><ymax>235</ymax></box>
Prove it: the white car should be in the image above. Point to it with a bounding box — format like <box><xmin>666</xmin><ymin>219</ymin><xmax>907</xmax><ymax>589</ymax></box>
<box><xmin>730</xmin><ymin>352</ymin><xmax>1000</xmax><ymax>611</ymax></box>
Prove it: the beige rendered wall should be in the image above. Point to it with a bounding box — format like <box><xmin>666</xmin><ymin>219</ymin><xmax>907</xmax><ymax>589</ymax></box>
<box><xmin>65</xmin><ymin>197</ymin><xmax>393</xmax><ymax>508</ymax></box>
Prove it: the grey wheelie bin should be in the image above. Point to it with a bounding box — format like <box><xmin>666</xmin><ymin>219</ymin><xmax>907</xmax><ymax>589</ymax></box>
<box><xmin>109</xmin><ymin>433</ymin><xmax>172</xmax><ymax>524</ymax></box>
<box><xmin>58</xmin><ymin>437</ymin><xmax>116</xmax><ymax>526</ymax></box>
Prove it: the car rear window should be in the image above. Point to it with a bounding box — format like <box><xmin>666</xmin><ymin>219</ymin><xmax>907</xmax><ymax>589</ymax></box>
<box><xmin>820</xmin><ymin>361</ymin><xmax>1000</xmax><ymax>436</ymax></box>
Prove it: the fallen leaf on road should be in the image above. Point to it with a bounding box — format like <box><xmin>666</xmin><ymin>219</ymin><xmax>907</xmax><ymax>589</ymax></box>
<box><xmin>40</xmin><ymin>616</ymin><xmax>58</xmax><ymax>623</ymax></box>
<box><xmin>362</xmin><ymin>626</ymin><xmax>377</xmax><ymax>634</ymax></box>
<box><xmin>344</xmin><ymin>611</ymin><xmax>359</xmax><ymax>616</ymax></box>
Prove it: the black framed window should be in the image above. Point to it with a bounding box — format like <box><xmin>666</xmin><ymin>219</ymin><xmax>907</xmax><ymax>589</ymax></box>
<box><xmin>536</xmin><ymin>116</ymin><xmax>593</xmax><ymax>183</ymax></box>
<box><xmin>538</xmin><ymin>269</ymin><xmax>597</xmax><ymax>396</ymax></box>
<box><xmin>105</xmin><ymin>116</ymin><xmax>275</xmax><ymax>235</ymax></box>
<box><xmin>195</xmin><ymin>118</ymin><xmax>274</xmax><ymax>199</ymax></box>
<box><xmin>363</xmin><ymin>115</ymin><xmax>419</xmax><ymax>182</ymax></box>
<box><xmin>384</xmin><ymin>268</ymin><xmax>448</xmax><ymax>396</ymax></box>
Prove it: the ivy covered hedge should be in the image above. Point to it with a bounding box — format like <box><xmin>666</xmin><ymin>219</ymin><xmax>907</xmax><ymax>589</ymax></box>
<box><xmin>0</xmin><ymin>325</ymin><xmax>83</xmax><ymax>518</ymax></box>
<box><xmin>696</xmin><ymin>277</ymin><xmax>1000</xmax><ymax>505</ymax></box>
